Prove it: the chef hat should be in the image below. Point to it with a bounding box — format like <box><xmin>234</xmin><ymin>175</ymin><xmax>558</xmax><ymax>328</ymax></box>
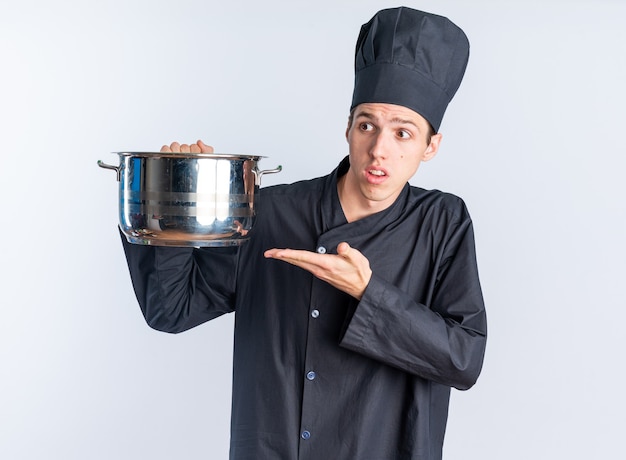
<box><xmin>350</xmin><ymin>7</ymin><xmax>470</xmax><ymax>132</ymax></box>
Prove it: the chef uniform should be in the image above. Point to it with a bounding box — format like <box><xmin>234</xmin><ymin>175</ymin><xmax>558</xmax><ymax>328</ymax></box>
<box><xmin>121</xmin><ymin>7</ymin><xmax>487</xmax><ymax>460</ymax></box>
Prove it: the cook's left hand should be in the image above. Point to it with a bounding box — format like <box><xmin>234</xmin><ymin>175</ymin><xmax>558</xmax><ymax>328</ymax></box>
<box><xmin>264</xmin><ymin>242</ymin><xmax>372</xmax><ymax>300</ymax></box>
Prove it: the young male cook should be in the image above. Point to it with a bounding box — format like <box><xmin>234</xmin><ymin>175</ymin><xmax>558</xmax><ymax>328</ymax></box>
<box><xmin>122</xmin><ymin>7</ymin><xmax>487</xmax><ymax>459</ymax></box>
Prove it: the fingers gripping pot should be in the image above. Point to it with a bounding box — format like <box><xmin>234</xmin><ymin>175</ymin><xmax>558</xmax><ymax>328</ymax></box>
<box><xmin>98</xmin><ymin>152</ymin><xmax>282</xmax><ymax>247</ymax></box>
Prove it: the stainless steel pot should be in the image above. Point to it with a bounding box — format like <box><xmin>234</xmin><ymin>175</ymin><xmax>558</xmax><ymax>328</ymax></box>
<box><xmin>98</xmin><ymin>152</ymin><xmax>281</xmax><ymax>247</ymax></box>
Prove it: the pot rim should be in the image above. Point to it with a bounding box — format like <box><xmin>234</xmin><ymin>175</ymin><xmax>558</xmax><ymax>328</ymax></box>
<box><xmin>112</xmin><ymin>152</ymin><xmax>265</xmax><ymax>160</ymax></box>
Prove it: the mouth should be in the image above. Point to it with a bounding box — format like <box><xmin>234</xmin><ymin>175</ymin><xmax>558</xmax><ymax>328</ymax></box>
<box><xmin>365</xmin><ymin>167</ymin><xmax>388</xmax><ymax>184</ymax></box>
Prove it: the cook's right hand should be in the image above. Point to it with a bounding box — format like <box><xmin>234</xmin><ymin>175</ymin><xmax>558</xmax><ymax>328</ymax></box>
<box><xmin>160</xmin><ymin>140</ymin><xmax>214</xmax><ymax>153</ymax></box>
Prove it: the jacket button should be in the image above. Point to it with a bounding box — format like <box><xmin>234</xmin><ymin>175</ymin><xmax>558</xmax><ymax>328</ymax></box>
<box><xmin>311</xmin><ymin>309</ymin><xmax>320</xmax><ymax>318</ymax></box>
<box><xmin>306</xmin><ymin>371</ymin><xmax>316</xmax><ymax>381</ymax></box>
<box><xmin>316</xmin><ymin>246</ymin><xmax>326</xmax><ymax>254</ymax></box>
<box><xmin>301</xmin><ymin>430</ymin><xmax>311</xmax><ymax>440</ymax></box>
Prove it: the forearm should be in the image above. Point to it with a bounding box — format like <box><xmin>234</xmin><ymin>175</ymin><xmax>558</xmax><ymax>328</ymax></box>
<box><xmin>340</xmin><ymin>274</ymin><xmax>487</xmax><ymax>390</ymax></box>
<box><xmin>120</xmin><ymin>229</ymin><xmax>238</xmax><ymax>333</ymax></box>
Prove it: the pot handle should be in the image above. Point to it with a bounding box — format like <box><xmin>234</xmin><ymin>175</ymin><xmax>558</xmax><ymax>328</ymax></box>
<box><xmin>97</xmin><ymin>160</ymin><xmax>122</xmax><ymax>181</ymax></box>
<box><xmin>254</xmin><ymin>165</ymin><xmax>282</xmax><ymax>185</ymax></box>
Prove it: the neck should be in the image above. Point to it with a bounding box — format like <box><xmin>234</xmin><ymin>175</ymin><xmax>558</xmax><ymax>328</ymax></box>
<box><xmin>337</xmin><ymin>174</ymin><xmax>387</xmax><ymax>223</ymax></box>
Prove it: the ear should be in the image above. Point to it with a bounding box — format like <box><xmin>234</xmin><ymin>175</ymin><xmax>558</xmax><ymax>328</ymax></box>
<box><xmin>345</xmin><ymin>118</ymin><xmax>351</xmax><ymax>142</ymax></box>
<box><xmin>422</xmin><ymin>133</ymin><xmax>442</xmax><ymax>162</ymax></box>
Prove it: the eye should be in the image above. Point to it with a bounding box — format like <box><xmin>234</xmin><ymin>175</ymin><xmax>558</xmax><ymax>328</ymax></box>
<box><xmin>359</xmin><ymin>122</ymin><xmax>374</xmax><ymax>132</ymax></box>
<box><xmin>397</xmin><ymin>129</ymin><xmax>411</xmax><ymax>139</ymax></box>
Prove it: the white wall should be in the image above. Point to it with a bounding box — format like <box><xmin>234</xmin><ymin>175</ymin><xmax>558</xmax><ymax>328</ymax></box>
<box><xmin>1</xmin><ymin>0</ymin><xmax>624</xmax><ymax>458</ymax></box>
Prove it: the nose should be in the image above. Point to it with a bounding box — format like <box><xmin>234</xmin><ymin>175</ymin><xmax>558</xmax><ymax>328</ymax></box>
<box><xmin>369</xmin><ymin>131</ymin><xmax>390</xmax><ymax>160</ymax></box>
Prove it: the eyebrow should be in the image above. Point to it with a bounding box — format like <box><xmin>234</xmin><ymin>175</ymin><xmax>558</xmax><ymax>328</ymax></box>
<box><xmin>356</xmin><ymin>111</ymin><xmax>419</xmax><ymax>128</ymax></box>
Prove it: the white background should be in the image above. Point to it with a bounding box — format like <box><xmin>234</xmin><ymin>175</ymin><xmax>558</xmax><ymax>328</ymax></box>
<box><xmin>1</xmin><ymin>0</ymin><xmax>625</xmax><ymax>458</ymax></box>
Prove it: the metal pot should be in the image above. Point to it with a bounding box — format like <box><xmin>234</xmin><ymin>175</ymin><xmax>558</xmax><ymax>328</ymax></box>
<box><xmin>98</xmin><ymin>152</ymin><xmax>281</xmax><ymax>247</ymax></box>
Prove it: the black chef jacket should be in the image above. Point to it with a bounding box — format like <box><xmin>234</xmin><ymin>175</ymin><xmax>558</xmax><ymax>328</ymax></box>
<box><xmin>121</xmin><ymin>157</ymin><xmax>487</xmax><ymax>460</ymax></box>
